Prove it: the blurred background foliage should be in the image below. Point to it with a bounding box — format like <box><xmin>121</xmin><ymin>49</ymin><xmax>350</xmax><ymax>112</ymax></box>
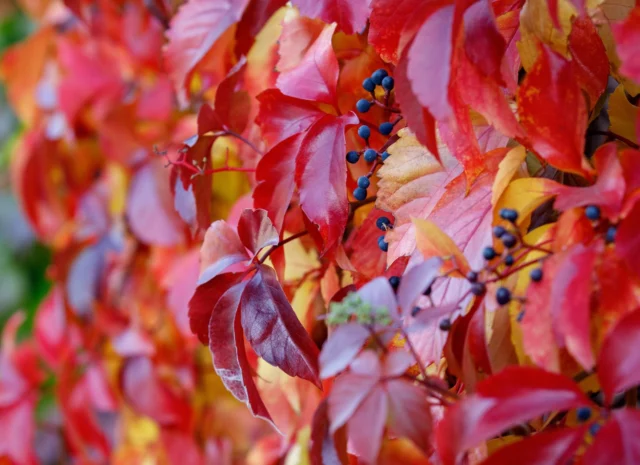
<box><xmin>0</xmin><ymin>1</ymin><xmax>50</xmax><ymax>336</ymax></box>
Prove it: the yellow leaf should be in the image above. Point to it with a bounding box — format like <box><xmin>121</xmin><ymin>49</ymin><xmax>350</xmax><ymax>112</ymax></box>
<box><xmin>517</xmin><ymin>0</ymin><xmax>576</xmax><ymax>70</ymax></box>
<box><xmin>596</xmin><ymin>0</ymin><xmax>640</xmax><ymax>96</ymax></box>
<box><xmin>609</xmin><ymin>84</ymin><xmax>638</xmax><ymax>144</ymax></box>
<box><xmin>413</xmin><ymin>218</ymin><xmax>469</xmax><ymax>276</ymax></box>
<box><xmin>210</xmin><ymin>136</ymin><xmax>251</xmax><ymax>219</ymax></box>
<box><xmin>508</xmin><ymin>224</ymin><xmax>554</xmax><ymax>364</ymax></box>
<box><xmin>492</xmin><ymin>146</ymin><xmax>527</xmax><ymax>207</ymax></box>
<box><xmin>376</xmin><ymin>128</ymin><xmax>451</xmax><ymax>212</ymax></box>
<box><xmin>494</xmin><ymin>177</ymin><xmax>557</xmax><ymax>227</ymax></box>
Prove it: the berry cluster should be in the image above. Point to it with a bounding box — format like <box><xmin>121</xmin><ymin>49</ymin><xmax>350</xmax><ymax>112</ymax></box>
<box><xmin>583</xmin><ymin>204</ymin><xmax>617</xmax><ymax>245</ymax></box>
<box><xmin>346</xmin><ymin>69</ymin><xmax>401</xmax><ymax>203</ymax></box>
<box><xmin>376</xmin><ymin>216</ymin><xmax>393</xmax><ymax>252</ymax></box>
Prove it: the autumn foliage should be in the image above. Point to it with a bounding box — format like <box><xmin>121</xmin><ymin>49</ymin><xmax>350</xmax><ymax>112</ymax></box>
<box><xmin>2</xmin><ymin>0</ymin><xmax>640</xmax><ymax>463</ymax></box>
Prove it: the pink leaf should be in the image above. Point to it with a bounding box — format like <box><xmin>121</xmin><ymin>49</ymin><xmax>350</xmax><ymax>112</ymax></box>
<box><xmin>240</xmin><ymin>265</ymin><xmax>320</xmax><ymax>386</ymax></box>
<box><xmin>347</xmin><ymin>386</ymin><xmax>388</xmax><ymax>464</ymax></box>
<box><xmin>309</xmin><ymin>400</ymin><xmax>349</xmax><ymax>465</ymax></box>
<box><xmin>164</xmin><ymin>0</ymin><xmax>251</xmax><ymax>105</ymax></box>
<box><xmin>127</xmin><ymin>163</ymin><xmax>183</xmax><ymax>246</ymax></box>
<box><xmin>385</xmin><ymin>379</ymin><xmax>432</xmax><ymax>452</ymax></box>
<box><xmin>198</xmin><ymin>220</ymin><xmax>249</xmax><ymax>285</ymax></box>
<box><xmin>209</xmin><ymin>282</ymin><xmax>273</xmax><ymax>423</ymax></box>
<box><xmin>397</xmin><ymin>257</ymin><xmax>442</xmax><ymax>317</ymax></box>
<box><xmin>296</xmin><ymin>113</ymin><xmax>358</xmax><ymax>253</ymax></box>
<box><xmin>435</xmin><ymin>366</ymin><xmax>591</xmax><ymax>465</ymax></box>
<box><xmin>356</xmin><ymin>277</ymin><xmax>399</xmax><ymax>320</ymax></box>
<box><xmin>407</xmin><ymin>5</ymin><xmax>455</xmax><ymax>121</ymax></box>
<box><xmin>276</xmin><ymin>23</ymin><xmax>339</xmax><ymax>106</ymax></box>
<box><xmin>237</xmin><ymin>209</ymin><xmax>279</xmax><ymax>257</ymax></box>
<box><xmin>597</xmin><ymin>307</ymin><xmax>640</xmax><ymax>404</ymax></box>
<box><xmin>291</xmin><ymin>0</ymin><xmax>369</xmax><ymax>34</ymax></box>
<box><xmin>320</xmin><ymin>323</ymin><xmax>371</xmax><ymax>379</ymax></box>
<box><xmin>611</xmin><ymin>7</ymin><xmax>640</xmax><ymax>83</ymax></box>
<box><xmin>463</xmin><ymin>0</ymin><xmax>505</xmax><ymax>83</ymax></box>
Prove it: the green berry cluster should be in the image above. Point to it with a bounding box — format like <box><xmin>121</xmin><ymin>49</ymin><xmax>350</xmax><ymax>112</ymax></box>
<box><xmin>327</xmin><ymin>293</ymin><xmax>392</xmax><ymax>326</ymax></box>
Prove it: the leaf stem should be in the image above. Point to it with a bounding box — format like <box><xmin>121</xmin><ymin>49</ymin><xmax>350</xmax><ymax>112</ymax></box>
<box><xmin>258</xmin><ymin>231</ymin><xmax>308</xmax><ymax>264</ymax></box>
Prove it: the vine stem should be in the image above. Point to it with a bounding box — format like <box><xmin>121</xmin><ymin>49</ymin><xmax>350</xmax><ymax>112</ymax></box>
<box><xmin>258</xmin><ymin>231</ymin><xmax>308</xmax><ymax>264</ymax></box>
<box><xmin>216</xmin><ymin>128</ymin><xmax>264</xmax><ymax>156</ymax></box>
<box><xmin>588</xmin><ymin>130</ymin><xmax>639</xmax><ymax>150</ymax></box>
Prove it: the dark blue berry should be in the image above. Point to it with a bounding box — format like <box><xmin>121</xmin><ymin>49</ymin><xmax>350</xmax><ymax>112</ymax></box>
<box><xmin>358</xmin><ymin>176</ymin><xmax>370</xmax><ymax>189</ymax></box>
<box><xmin>516</xmin><ymin>310</ymin><xmax>525</xmax><ymax>322</ymax></box>
<box><xmin>364</xmin><ymin>149</ymin><xmax>377</xmax><ymax>162</ymax></box>
<box><xmin>371</xmin><ymin>69</ymin><xmax>388</xmax><ymax>85</ymax></box>
<box><xmin>411</xmin><ymin>306</ymin><xmax>421</xmax><ymax>317</ymax></box>
<box><xmin>362</xmin><ymin>78</ymin><xmax>375</xmax><ymax>92</ymax></box>
<box><xmin>499</xmin><ymin>208</ymin><xmax>518</xmax><ymax>222</ymax></box>
<box><xmin>466</xmin><ymin>271</ymin><xmax>478</xmax><ymax>282</ymax></box>
<box><xmin>378</xmin><ymin>236</ymin><xmax>389</xmax><ymax>252</ymax></box>
<box><xmin>493</xmin><ymin>226</ymin><xmax>506</xmax><ymax>238</ymax></box>
<box><xmin>585</xmin><ymin>205</ymin><xmax>601</xmax><ymax>221</ymax></box>
<box><xmin>358</xmin><ymin>125</ymin><xmax>371</xmax><ymax>140</ymax></box>
<box><xmin>530</xmin><ymin>268</ymin><xmax>543</xmax><ymax>282</ymax></box>
<box><xmin>505</xmin><ymin>255</ymin><xmax>514</xmax><ymax>266</ymax></box>
<box><xmin>496</xmin><ymin>287</ymin><xmax>511</xmax><ymax>305</ymax></box>
<box><xmin>376</xmin><ymin>216</ymin><xmax>391</xmax><ymax>231</ymax></box>
<box><xmin>381</xmin><ymin>151</ymin><xmax>390</xmax><ymax>161</ymax></box>
<box><xmin>589</xmin><ymin>423</ymin><xmax>601</xmax><ymax>436</ymax></box>
<box><xmin>389</xmin><ymin>276</ymin><xmax>400</xmax><ymax>289</ymax></box>
<box><xmin>353</xmin><ymin>187</ymin><xmax>367</xmax><ymax>201</ymax></box>
<box><xmin>439</xmin><ymin>318</ymin><xmax>452</xmax><ymax>331</ymax></box>
<box><xmin>606</xmin><ymin>225</ymin><xmax>617</xmax><ymax>244</ymax></box>
<box><xmin>423</xmin><ymin>285</ymin><xmax>432</xmax><ymax>296</ymax></box>
<box><xmin>471</xmin><ymin>282</ymin><xmax>486</xmax><ymax>296</ymax></box>
<box><xmin>346</xmin><ymin>151</ymin><xmax>360</xmax><ymax>164</ymax></box>
<box><xmin>379</xmin><ymin>122</ymin><xmax>393</xmax><ymax>135</ymax></box>
<box><xmin>483</xmin><ymin>246</ymin><xmax>497</xmax><ymax>260</ymax></box>
<box><xmin>381</xmin><ymin>76</ymin><xmax>394</xmax><ymax>90</ymax></box>
<box><xmin>576</xmin><ymin>407</ymin><xmax>592</xmax><ymax>422</ymax></box>
<box><xmin>502</xmin><ymin>233</ymin><xmax>517</xmax><ymax>248</ymax></box>
<box><xmin>356</xmin><ymin>99</ymin><xmax>371</xmax><ymax>113</ymax></box>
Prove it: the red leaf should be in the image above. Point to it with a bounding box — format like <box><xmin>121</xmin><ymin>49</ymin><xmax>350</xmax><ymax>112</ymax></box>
<box><xmin>0</xmin><ymin>397</ymin><xmax>37</xmax><ymax>465</ymax></box>
<box><xmin>253</xmin><ymin>134</ymin><xmax>304</xmax><ymax>233</ymax></box>
<box><xmin>522</xmin><ymin>244</ymin><xmax>597</xmax><ymax>371</ymax></box>
<box><xmin>348</xmin><ymin>386</ymin><xmax>388</xmax><ymax>464</ymax></box>
<box><xmin>517</xmin><ymin>45</ymin><xmax>590</xmax><ymax>176</ymax></box>
<box><xmin>164</xmin><ymin>0</ymin><xmax>250</xmax><ymax>105</ymax></box>
<box><xmin>385</xmin><ymin>379</ymin><xmax>432</xmax><ymax>453</ymax></box>
<box><xmin>395</xmin><ymin>52</ymin><xmax>440</xmax><ymax>161</ymax></box>
<box><xmin>276</xmin><ymin>23</ymin><xmax>339</xmax><ymax>106</ymax></box>
<box><xmin>309</xmin><ymin>400</ymin><xmax>349</xmax><ymax>465</ymax></box>
<box><xmin>407</xmin><ymin>5</ymin><xmax>455</xmax><ymax>121</ymax></box>
<box><xmin>463</xmin><ymin>0</ymin><xmax>505</xmax><ymax>83</ymax></box>
<box><xmin>396</xmin><ymin>257</ymin><xmax>442</xmax><ymax>317</ymax></box>
<box><xmin>209</xmin><ymin>281</ymin><xmax>273</xmax><ymax>423</ymax></box>
<box><xmin>235</xmin><ymin>0</ymin><xmax>288</xmax><ymax>56</ymax></box>
<box><xmin>164</xmin><ymin>249</ymin><xmax>200</xmax><ymax>338</ymax></box>
<box><xmin>479</xmin><ymin>426</ymin><xmax>587</xmax><ymax>465</ymax></box>
<box><xmin>291</xmin><ymin>0</ymin><xmax>369</xmax><ymax>34</ymax></box>
<box><xmin>612</xmin><ymin>7</ymin><xmax>640</xmax><ymax>83</ymax></box>
<box><xmin>551</xmin><ymin>143</ymin><xmax>625</xmax><ymax>217</ymax></box>
<box><xmin>568</xmin><ymin>16</ymin><xmax>609</xmax><ymax>107</ymax></box>
<box><xmin>198</xmin><ymin>220</ymin><xmax>249</xmax><ymax>284</ymax></box>
<box><xmin>240</xmin><ymin>265</ymin><xmax>320</xmax><ymax>386</ymax></box>
<box><xmin>237</xmin><ymin>209</ymin><xmax>279</xmax><ymax>257</ymax></box>
<box><xmin>435</xmin><ymin>366</ymin><xmax>590</xmax><ymax>465</ymax></box>
<box><xmin>584</xmin><ymin>409</ymin><xmax>640</xmax><ymax>465</ymax></box>
<box><xmin>597</xmin><ymin>307</ymin><xmax>640</xmax><ymax>404</ymax></box>
<box><xmin>616</xmin><ymin>201</ymin><xmax>640</xmax><ymax>279</ymax></box>
<box><xmin>121</xmin><ymin>356</ymin><xmax>191</xmax><ymax>428</ymax></box>
<box><xmin>35</xmin><ymin>287</ymin><xmax>70</xmax><ymax>368</ymax></box>
<box><xmin>296</xmin><ymin>113</ymin><xmax>358</xmax><ymax>253</ymax></box>
<box><xmin>256</xmin><ymin>89</ymin><xmax>326</xmax><ymax>148</ymax></box>
<box><xmin>171</xmin><ymin>135</ymin><xmax>215</xmax><ymax>230</ymax></box>
<box><xmin>320</xmin><ymin>323</ymin><xmax>371</xmax><ymax>379</ymax></box>
<box><xmin>369</xmin><ymin>0</ymin><xmax>438</xmax><ymax>63</ymax></box>
<box><xmin>127</xmin><ymin>162</ymin><xmax>184</xmax><ymax>246</ymax></box>
<box><xmin>189</xmin><ymin>272</ymin><xmax>244</xmax><ymax>344</ymax></box>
